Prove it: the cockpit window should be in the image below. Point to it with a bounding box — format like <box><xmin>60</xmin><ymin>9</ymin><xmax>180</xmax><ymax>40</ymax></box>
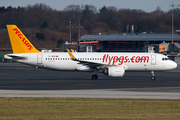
<box><xmin>162</xmin><ymin>57</ymin><xmax>170</xmax><ymax>61</ymax></box>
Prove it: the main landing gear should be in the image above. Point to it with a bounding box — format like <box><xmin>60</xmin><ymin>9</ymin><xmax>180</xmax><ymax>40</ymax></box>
<box><xmin>151</xmin><ymin>71</ymin><xmax>155</xmax><ymax>80</ymax></box>
<box><xmin>91</xmin><ymin>74</ymin><xmax>98</xmax><ymax>80</ymax></box>
<box><xmin>91</xmin><ymin>69</ymin><xmax>99</xmax><ymax>80</ymax></box>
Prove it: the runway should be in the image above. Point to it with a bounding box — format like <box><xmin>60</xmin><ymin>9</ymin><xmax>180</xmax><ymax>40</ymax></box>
<box><xmin>0</xmin><ymin>63</ymin><xmax>180</xmax><ymax>99</ymax></box>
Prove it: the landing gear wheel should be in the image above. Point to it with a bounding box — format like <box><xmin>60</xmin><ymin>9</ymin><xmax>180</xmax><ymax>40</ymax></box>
<box><xmin>91</xmin><ymin>74</ymin><xmax>98</xmax><ymax>80</ymax></box>
<box><xmin>151</xmin><ymin>76</ymin><xmax>155</xmax><ymax>80</ymax></box>
<box><xmin>151</xmin><ymin>71</ymin><xmax>155</xmax><ymax>80</ymax></box>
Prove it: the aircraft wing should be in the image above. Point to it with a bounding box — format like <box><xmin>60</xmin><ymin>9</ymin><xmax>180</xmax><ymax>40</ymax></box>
<box><xmin>66</xmin><ymin>49</ymin><xmax>110</xmax><ymax>69</ymax></box>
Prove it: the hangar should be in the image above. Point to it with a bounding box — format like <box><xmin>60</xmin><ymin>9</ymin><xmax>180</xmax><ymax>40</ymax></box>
<box><xmin>63</xmin><ymin>33</ymin><xmax>180</xmax><ymax>64</ymax></box>
<box><xmin>64</xmin><ymin>33</ymin><xmax>180</xmax><ymax>52</ymax></box>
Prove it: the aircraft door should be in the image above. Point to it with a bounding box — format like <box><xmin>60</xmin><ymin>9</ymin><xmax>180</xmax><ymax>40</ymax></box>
<box><xmin>151</xmin><ymin>55</ymin><xmax>156</xmax><ymax>65</ymax></box>
<box><xmin>37</xmin><ymin>54</ymin><xmax>43</xmax><ymax>64</ymax></box>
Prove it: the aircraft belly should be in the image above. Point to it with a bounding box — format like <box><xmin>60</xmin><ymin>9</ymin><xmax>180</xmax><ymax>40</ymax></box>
<box><xmin>56</xmin><ymin>61</ymin><xmax>81</xmax><ymax>70</ymax></box>
<box><xmin>60</xmin><ymin>63</ymin><xmax>79</xmax><ymax>70</ymax></box>
<box><xmin>126</xmin><ymin>63</ymin><xmax>147</xmax><ymax>71</ymax></box>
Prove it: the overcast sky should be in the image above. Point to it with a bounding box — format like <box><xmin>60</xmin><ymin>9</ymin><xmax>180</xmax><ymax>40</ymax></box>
<box><xmin>1</xmin><ymin>0</ymin><xmax>180</xmax><ymax>13</ymax></box>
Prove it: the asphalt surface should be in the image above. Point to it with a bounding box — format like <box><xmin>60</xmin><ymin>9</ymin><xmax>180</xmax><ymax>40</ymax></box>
<box><xmin>0</xmin><ymin>63</ymin><xmax>180</xmax><ymax>99</ymax></box>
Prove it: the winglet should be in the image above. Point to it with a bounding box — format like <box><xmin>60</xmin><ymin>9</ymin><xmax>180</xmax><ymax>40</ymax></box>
<box><xmin>66</xmin><ymin>49</ymin><xmax>75</xmax><ymax>60</ymax></box>
<box><xmin>7</xmin><ymin>25</ymin><xmax>41</xmax><ymax>53</ymax></box>
<box><xmin>70</xmin><ymin>49</ymin><xmax>74</xmax><ymax>52</ymax></box>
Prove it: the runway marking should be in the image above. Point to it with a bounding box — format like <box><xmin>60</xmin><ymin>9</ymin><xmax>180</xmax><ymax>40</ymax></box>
<box><xmin>40</xmin><ymin>80</ymin><xmax>54</xmax><ymax>82</ymax></box>
<box><xmin>13</xmin><ymin>79</ymin><xmax>28</xmax><ymax>81</ymax></box>
<box><xmin>75</xmin><ymin>84</ymin><xmax>93</xmax><ymax>86</ymax></box>
<box><xmin>88</xmin><ymin>77</ymin><xmax>103</xmax><ymax>78</ymax></box>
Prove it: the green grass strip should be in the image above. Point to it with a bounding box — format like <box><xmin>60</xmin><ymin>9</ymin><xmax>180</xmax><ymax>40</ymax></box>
<box><xmin>0</xmin><ymin>98</ymin><xmax>180</xmax><ymax>120</ymax></box>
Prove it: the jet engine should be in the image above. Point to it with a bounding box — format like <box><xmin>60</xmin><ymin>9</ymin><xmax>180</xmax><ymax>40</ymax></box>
<box><xmin>103</xmin><ymin>66</ymin><xmax>125</xmax><ymax>77</ymax></box>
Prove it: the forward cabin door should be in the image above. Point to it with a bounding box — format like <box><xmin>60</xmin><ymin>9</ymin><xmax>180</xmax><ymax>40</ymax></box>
<box><xmin>151</xmin><ymin>54</ymin><xmax>156</xmax><ymax>65</ymax></box>
<box><xmin>37</xmin><ymin>54</ymin><xmax>43</xmax><ymax>64</ymax></box>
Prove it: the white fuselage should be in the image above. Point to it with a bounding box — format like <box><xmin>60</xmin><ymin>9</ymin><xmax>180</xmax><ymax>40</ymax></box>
<box><xmin>5</xmin><ymin>52</ymin><xmax>177</xmax><ymax>72</ymax></box>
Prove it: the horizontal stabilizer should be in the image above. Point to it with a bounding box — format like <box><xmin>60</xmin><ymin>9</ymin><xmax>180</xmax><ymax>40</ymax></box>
<box><xmin>4</xmin><ymin>54</ymin><xmax>27</xmax><ymax>60</ymax></box>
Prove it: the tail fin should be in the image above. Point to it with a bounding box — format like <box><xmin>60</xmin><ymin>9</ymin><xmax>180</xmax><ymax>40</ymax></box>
<box><xmin>7</xmin><ymin>25</ymin><xmax>41</xmax><ymax>53</ymax></box>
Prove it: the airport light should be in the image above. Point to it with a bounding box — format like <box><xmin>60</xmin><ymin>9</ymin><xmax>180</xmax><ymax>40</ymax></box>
<box><xmin>170</xmin><ymin>0</ymin><xmax>175</xmax><ymax>44</ymax></box>
<box><xmin>68</xmin><ymin>21</ymin><xmax>74</xmax><ymax>42</ymax></box>
<box><xmin>170</xmin><ymin>0</ymin><xmax>180</xmax><ymax>44</ymax></box>
<box><xmin>77</xmin><ymin>20</ymin><xmax>83</xmax><ymax>45</ymax></box>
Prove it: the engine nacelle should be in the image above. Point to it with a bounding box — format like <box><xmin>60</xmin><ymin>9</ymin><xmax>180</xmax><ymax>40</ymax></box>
<box><xmin>104</xmin><ymin>66</ymin><xmax>125</xmax><ymax>77</ymax></box>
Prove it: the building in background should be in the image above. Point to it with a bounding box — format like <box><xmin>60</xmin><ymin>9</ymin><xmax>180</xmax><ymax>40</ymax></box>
<box><xmin>63</xmin><ymin>33</ymin><xmax>180</xmax><ymax>64</ymax></box>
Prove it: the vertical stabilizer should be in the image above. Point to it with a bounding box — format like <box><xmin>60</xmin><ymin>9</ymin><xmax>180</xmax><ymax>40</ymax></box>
<box><xmin>7</xmin><ymin>25</ymin><xmax>40</xmax><ymax>53</ymax></box>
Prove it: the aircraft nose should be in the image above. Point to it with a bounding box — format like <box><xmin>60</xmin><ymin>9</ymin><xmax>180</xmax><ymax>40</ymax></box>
<box><xmin>171</xmin><ymin>61</ymin><xmax>177</xmax><ymax>69</ymax></box>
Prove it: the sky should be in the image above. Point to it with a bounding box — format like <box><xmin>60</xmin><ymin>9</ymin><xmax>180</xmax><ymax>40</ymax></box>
<box><xmin>1</xmin><ymin>0</ymin><xmax>180</xmax><ymax>13</ymax></box>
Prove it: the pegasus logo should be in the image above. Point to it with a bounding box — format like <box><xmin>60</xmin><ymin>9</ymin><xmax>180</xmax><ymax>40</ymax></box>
<box><xmin>13</xmin><ymin>28</ymin><xmax>33</xmax><ymax>50</ymax></box>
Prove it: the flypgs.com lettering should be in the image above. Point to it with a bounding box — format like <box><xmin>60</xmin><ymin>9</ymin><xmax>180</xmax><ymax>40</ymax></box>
<box><xmin>13</xmin><ymin>28</ymin><xmax>33</xmax><ymax>50</ymax></box>
<box><xmin>102</xmin><ymin>54</ymin><xmax>149</xmax><ymax>65</ymax></box>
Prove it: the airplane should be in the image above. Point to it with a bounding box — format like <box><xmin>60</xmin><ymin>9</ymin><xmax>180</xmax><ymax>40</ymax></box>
<box><xmin>4</xmin><ymin>25</ymin><xmax>177</xmax><ymax>80</ymax></box>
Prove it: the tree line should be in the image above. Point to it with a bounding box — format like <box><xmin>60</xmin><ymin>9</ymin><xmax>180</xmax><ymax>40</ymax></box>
<box><xmin>0</xmin><ymin>3</ymin><xmax>180</xmax><ymax>49</ymax></box>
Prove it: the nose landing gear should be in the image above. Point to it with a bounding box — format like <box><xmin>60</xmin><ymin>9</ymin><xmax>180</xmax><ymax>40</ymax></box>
<box><xmin>151</xmin><ymin>71</ymin><xmax>155</xmax><ymax>80</ymax></box>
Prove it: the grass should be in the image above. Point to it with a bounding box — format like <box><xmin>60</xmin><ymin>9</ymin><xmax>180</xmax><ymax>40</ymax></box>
<box><xmin>0</xmin><ymin>98</ymin><xmax>180</xmax><ymax>120</ymax></box>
